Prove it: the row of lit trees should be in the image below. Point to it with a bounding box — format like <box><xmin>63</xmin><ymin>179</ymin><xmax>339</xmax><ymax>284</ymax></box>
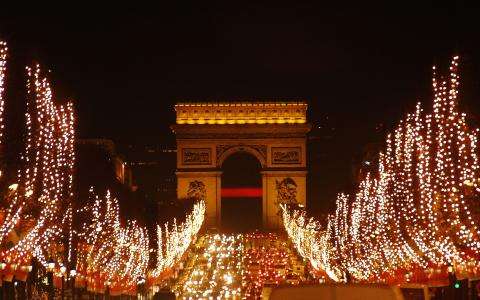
<box><xmin>280</xmin><ymin>204</ymin><xmax>343</xmax><ymax>282</ymax></box>
<box><xmin>0</xmin><ymin>44</ymin><xmax>76</xmax><ymax>282</ymax></box>
<box><xmin>0</xmin><ymin>40</ymin><xmax>152</xmax><ymax>297</ymax></box>
<box><xmin>0</xmin><ymin>40</ymin><xmax>6</xmax><ymax>164</ymax></box>
<box><xmin>283</xmin><ymin>56</ymin><xmax>480</xmax><ymax>284</ymax></box>
<box><xmin>75</xmin><ymin>189</ymin><xmax>150</xmax><ymax>295</ymax></box>
<box><xmin>150</xmin><ymin>200</ymin><xmax>205</xmax><ymax>284</ymax></box>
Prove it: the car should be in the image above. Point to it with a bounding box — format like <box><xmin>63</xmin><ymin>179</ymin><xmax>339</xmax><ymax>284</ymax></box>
<box><xmin>269</xmin><ymin>283</ymin><xmax>405</xmax><ymax>300</ymax></box>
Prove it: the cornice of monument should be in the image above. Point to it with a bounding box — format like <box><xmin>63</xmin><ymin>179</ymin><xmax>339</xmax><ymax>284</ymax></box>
<box><xmin>171</xmin><ymin>123</ymin><xmax>312</xmax><ymax>139</ymax></box>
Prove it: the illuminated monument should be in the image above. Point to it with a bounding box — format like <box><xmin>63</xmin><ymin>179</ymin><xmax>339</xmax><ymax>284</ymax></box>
<box><xmin>172</xmin><ymin>102</ymin><xmax>310</xmax><ymax>229</ymax></box>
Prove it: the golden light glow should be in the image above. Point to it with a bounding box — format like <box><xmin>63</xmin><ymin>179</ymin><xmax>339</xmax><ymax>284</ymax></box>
<box><xmin>1</xmin><ymin>47</ymin><xmax>151</xmax><ymax>296</ymax></box>
<box><xmin>75</xmin><ymin>190</ymin><xmax>150</xmax><ymax>295</ymax></box>
<box><xmin>281</xmin><ymin>57</ymin><xmax>480</xmax><ymax>284</ymax></box>
<box><xmin>151</xmin><ymin>200</ymin><xmax>205</xmax><ymax>281</ymax></box>
<box><xmin>175</xmin><ymin>102</ymin><xmax>307</xmax><ymax>125</ymax></box>
<box><xmin>1</xmin><ymin>62</ymin><xmax>76</xmax><ymax>277</ymax></box>
<box><xmin>0</xmin><ymin>40</ymin><xmax>7</xmax><ymax>176</ymax></box>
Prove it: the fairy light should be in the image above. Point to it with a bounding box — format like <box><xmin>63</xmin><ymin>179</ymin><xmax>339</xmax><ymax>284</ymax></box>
<box><xmin>281</xmin><ymin>56</ymin><xmax>480</xmax><ymax>284</ymax></box>
<box><xmin>280</xmin><ymin>204</ymin><xmax>342</xmax><ymax>282</ymax></box>
<box><xmin>1</xmin><ymin>62</ymin><xmax>76</xmax><ymax>280</ymax></box>
<box><xmin>1</xmin><ymin>46</ymin><xmax>152</xmax><ymax>296</ymax></box>
<box><xmin>0</xmin><ymin>40</ymin><xmax>7</xmax><ymax>167</ymax></box>
<box><xmin>75</xmin><ymin>190</ymin><xmax>150</xmax><ymax>295</ymax></box>
<box><xmin>2</xmin><ymin>44</ymin><xmax>478</xmax><ymax>294</ymax></box>
<box><xmin>151</xmin><ymin>200</ymin><xmax>205</xmax><ymax>280</ymax></box>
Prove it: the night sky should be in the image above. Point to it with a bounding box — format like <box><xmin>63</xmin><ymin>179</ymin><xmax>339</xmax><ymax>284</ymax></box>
<box><xmin>1</xmin><ymin>4</ymin><xmax>479</xmax><ymax>212</ymax></box>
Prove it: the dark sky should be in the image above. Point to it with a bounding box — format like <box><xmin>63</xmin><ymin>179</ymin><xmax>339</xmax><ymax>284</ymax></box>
<box><xmin>1</xmin><ymin>4</ymin><xmax>479</xmax><ymax>144</ymax></box>
<box><xmin>1</xmin><ymin>4</ymin><xmax>479</xmax><ymax>212</ymax></box>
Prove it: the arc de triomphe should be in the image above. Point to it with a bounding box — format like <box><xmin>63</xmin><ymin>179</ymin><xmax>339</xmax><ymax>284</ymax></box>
<box><xmin>171</xmin><ymin>102</ymin><xmax>310</xmax><ymax>229</ymax></box>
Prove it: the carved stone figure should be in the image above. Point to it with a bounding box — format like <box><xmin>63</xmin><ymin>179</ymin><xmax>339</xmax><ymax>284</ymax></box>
<box><xmin>187</xmin><ymin>180</ymin><xmax>207</xmax><ymax>201</ymax></box>
<box><xmin>275</xmin><ymin>177</ymin><xmax>298</xmax><ymax>206</ymax></box>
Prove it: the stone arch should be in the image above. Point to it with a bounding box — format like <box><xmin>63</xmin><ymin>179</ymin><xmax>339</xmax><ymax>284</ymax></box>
<box><xmin>173</xmin><ymin>102</ymin><xmax>310</xmax><ymax>229</ymax></box>
<box><xmin>217</xmin><ymin>145</ymin><xmax>266</xmax><ymax>169</ymax></box>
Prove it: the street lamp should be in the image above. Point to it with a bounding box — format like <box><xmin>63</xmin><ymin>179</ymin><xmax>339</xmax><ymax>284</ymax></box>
<box><xmin>69</xmin><ymin>269</ymin><xmax>76</xmax><ymax>300</ymax></box>
<box><xmin>60</xmin><ymin>266</ymin><xmax>66</xmax><ymax>300</ymax></box>
<box><xmin>137</xmin><ymin>277</ymin><xmax>146</xmax><ymax>298</ymax></box>
<box><xmin>447</xmin><ymin>265</ymin><xmax>454</xmax><ymax>273</ymax></box>
<box><xmin>47</xmin><ymin>259</ymin><xmax>55</xmax><ymax>300</ymax></box>
<box><xmin>47</xmin><ymin>261</ymin><xmax>55</xmax><ymax>272</ymax></box>
<box><xmin>0</xmin><ymin>262</ymin><xmax>7</xmax><ymax>298</ymax></box>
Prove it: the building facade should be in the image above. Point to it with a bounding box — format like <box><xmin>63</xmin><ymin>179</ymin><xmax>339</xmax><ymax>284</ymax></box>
<box><xmin>172</xmin><ymin>102</ymin><xmax>310</xmax><ymax>229</ymax></box>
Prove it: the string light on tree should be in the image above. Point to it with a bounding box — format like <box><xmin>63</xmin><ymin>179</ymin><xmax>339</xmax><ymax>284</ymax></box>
<box><xmin>75</xmin><ymin>190</ymin><xmax>150</xmax><ymax>296</ymax></box>
<box><xmin>281</xmin><ymin>56</ymin><xmax>480</xmax><ymax>284</ymax></box>
<box><xmin>151</xmin><ymin>200</ymin><xmax>205</xmax><ymax>281</ymax></box>
<box><xmin>0</xmin><ymin>40</ymin><xmax>7</xmax><ymax>177</ymax></box>
<box><xmin>0</xmin><ymin>59</ymin><xmax>76</xmax><ymax>287</ymax></box>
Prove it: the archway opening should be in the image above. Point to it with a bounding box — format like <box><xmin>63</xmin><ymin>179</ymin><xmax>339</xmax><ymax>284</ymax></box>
<box><xmin>221</xmin><ymin>151</ymin><xmax>262</xmax><ymax>232</ymax></box>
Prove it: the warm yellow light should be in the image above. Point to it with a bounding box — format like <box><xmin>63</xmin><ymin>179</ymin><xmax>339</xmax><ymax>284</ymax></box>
<box><xmin>175</xmin><ymin>102</ymin><xmax>308</xmax><ymax>125</ymax></box>
<box><xmin>281</xmin><ymin>56</ymin><xmax>480</xmax><ymax>284</ymax></box>
<box><xmin>47</xmin><ymin>262</ymin><xmax>55</xmax><ymax>271</ymax></box>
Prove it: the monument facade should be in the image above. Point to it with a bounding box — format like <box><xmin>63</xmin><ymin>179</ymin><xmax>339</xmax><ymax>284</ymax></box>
<box><xmin>172</xmin><ymin>102</ymin><xmax>310</xmax><ymax>229</ymax></box>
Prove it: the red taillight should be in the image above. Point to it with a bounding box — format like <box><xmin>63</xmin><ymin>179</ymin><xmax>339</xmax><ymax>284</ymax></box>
<box><xmin>221</xmin><ymin>188</ymin><xmax>262</xmax><ymax>198</ymax></box>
